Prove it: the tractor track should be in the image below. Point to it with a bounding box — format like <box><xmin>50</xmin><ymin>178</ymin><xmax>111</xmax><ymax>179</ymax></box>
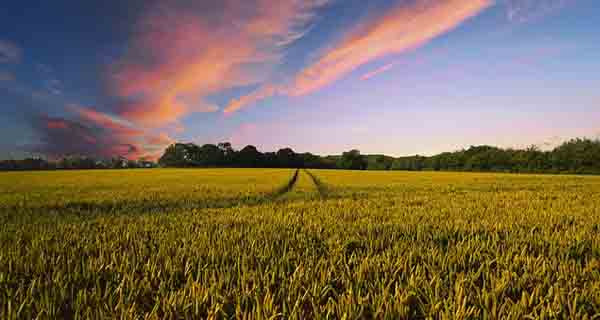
<box><xmin>25</xmin><ymin>169</ymin><xmax>311</xmax><ymax>217</ymax></box>
<box><xmin>304</xmin><ymin>169</ymin><xmax>329</xmax><ymax>199</ymax></box>
<box><xmin>269</xmin><ymin>169</ymin><xmax>300</xmax><ymax>199</ymax></box>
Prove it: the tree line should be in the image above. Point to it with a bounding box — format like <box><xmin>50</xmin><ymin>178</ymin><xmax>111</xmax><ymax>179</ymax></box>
<box><xmin>158</xmin><ymin>143</ymin><xmax>345</xmax><ymax>169</ymax></box>
<box><xmin>157</xmin><ymin>138</ymin><xmax>600</xmax><ymax>174</ymax></box>
<box><xmin>2</xmin><ymin>138</ymin><xmax>600</xmax><ymax>174</ymax></box>
<box><xmin>367</xmin><ymin>138</ymin><xmax>600</xmax><ymax>174</ymax></box>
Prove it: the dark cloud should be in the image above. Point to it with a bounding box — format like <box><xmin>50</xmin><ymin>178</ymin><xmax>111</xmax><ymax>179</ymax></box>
<box><xmin>2</xmin><ymin>73</ymin><xmax>172</xmax><ymax>160</ymax></box>
<box><xmin>27</xmin><ymin>115</ymin><xmax>108</xmax><ymax>158</ymax></box>
<box><xmin>24</xmin><ymin>108</ymin><xmax>172</xmax><ymax>160</ymax></box>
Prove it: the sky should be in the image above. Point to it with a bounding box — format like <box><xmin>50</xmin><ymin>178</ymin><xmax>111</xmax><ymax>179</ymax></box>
<box><xmin>1</xmin><ymin>0</ymin><xmax>599</xmax><ymax>159</ymax></box>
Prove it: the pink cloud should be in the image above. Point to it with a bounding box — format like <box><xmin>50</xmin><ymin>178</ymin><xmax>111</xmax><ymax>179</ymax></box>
<box><xmin>32</xmin><ymin>116</ymin><xmax>132</xmax><ymax>159</ymax></box>
<box><xmin>225</xmin><ymin>0</ymin><xmax>493</xmax><ymax>113</ymax></box>
<box><xmin>110</xmin><ymin>0</ymin><xmax>329</xmax><ymax>127</ymax></box>
<box><xmin>32</xmin><ymin>107</ymin><xmax>176</xmax><ymax>160</ymax></box>
<box><xmin>224</xmin><ymin>84</ymin><xmax>281</xmax><ymax>114</ymax></box>
<box><xmin>73</xmin><ymin>106</ymin><xmax>143</xmax><ymax>137</ymax></box>
<box><xmin>146</xmin><ymin>132</ymin><xmax>174</xmax><ymax>147</ymax></box>
<box><xmin>45</xmin><ymin>119</ymin><xmax>69</xmax><ymax>130</ymax></box>
<box><xmin>288</xmin><ymin>0</ymin><xmax>493</xmax><ymax>96</ymax></box>
<box><xmin>360</xmin><ymin>62</ymin><xmax>399</xmax><ymax>81</ymax></box>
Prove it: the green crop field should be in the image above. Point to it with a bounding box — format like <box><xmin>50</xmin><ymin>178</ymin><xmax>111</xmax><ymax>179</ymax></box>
<box><xmin>1</xmin><ymin>169</ymin><xmax>600</xmax><ymax>319</ymax></box>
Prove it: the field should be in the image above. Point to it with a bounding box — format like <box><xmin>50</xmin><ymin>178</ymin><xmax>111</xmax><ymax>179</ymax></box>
<box><xmin>1</xmin><ymin>169</ymin><xmax>600</xmax><ymax>319</ymax></box>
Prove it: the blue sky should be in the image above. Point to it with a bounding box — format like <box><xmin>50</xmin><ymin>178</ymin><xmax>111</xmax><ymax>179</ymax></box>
<box><xmin>1</xmin><ymin>0</ymin><xmax>598</xmax><ymax>159</ymax></box>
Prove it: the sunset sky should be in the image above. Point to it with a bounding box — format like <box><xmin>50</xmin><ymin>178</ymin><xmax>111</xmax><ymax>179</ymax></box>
<box><xmin>1</xmin><ymin>0</ymin><xmax>599</xmax><ymax>159</ymax></box>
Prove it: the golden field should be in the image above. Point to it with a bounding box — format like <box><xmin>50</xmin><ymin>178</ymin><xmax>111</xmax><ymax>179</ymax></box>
<box><xmin>1</xmin><ymin>169</ymin><xmax>599</xmax><ymax>319</ymax></box>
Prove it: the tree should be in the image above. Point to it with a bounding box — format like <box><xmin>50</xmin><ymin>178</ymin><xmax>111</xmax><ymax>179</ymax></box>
<box><xmin>276</xmin><ymin>148</ymin><xmax>297</xmax><ymax>168</ymax></box>
<box><xmin>237</xmin><ymin>145</ymin><xmax>263</xmax><ymax>167</ymax></box>
<box><xmin>196</xmin><ymin>144</ymin><xmax>223</xmax><ymax>166</ymax></box>
<box><xmin>218</xmin><ymin>142</ymin><xmax>234</xmax><ymax>156</ymax></box>
<box><xmin>337</xmin><ymin>149</ymin><xmax>367</xmax><ymax>170</ymax></box>
<box><xmin>159</xmin><ymin>143</ymin><xmax>191</xmax><ymax>167</ymax></box>
<box><xmin>367</xmin><ymin>155</ymin><xmax>393</xmax><ymax>170</ymax></box>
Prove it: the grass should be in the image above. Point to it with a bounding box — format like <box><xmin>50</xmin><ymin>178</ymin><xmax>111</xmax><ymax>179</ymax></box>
<box><xmin>1</xmin><ymin>169</ymin><xmax>599</xmax><ymax>319</ymax></box>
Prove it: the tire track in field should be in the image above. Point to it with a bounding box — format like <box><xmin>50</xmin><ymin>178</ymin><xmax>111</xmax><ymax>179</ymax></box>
<box><xmin>269</xmin><ymin>169</ymin><xmax>300</xmax><ymax>199</ymax></box>
<box><xmin>18</xmin><ymin>169</ymin><xmax>302</xmax><ymax>217</ymax></box>
<box><xmin>14</xmin><ymin>169</ymin><xmax>304</xmax><ymax>218</ymax></box>
<box><xmin>304</xmin><ymin>169</ymin><xmax>329</xmax><ymax>199</ymax></box>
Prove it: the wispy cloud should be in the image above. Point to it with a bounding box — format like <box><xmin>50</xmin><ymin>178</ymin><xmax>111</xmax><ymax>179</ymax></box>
<box><xmin>224</xmin><ymin>84</ymin><xmax>282</xmax><ymax>114</ymax></box>
<box><xmin>288</xmin><ymin>0</ymin><xmax>493</xmax><ymax>96</ymax></box>
<box><xmin>360</xmin><ymin>61</ymin><xmax>399</xmax><ymax>81</ymax></box>
<box><xmin>225</xmin><ymin>0</ymin><xmax>493</xmax><ymax>113</ymax></box>
<box><xmin>110</xmin><ymin>0</ymin><xmax>329</xmax><ymax>127</ymax></box>
<box><xmin>73</xmin><ymin>106</ymin><xmax>143</xmax><ymax>138</ymax></box>
<box><xmin>506</xmin><ymin>0</ymin><xmax>572</xmax><ymax>23</ymax></box>
<box><xmin>0</xmin><ymin>40</ymin><xmax>21</xmax><ymax>64</ymax></box>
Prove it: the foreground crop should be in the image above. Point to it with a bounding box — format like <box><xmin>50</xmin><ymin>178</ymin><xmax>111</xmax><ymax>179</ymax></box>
<box><xmin>1</xmin><ymin>169</ymin><xmax>599</xmax><ymax>319</ymax></box>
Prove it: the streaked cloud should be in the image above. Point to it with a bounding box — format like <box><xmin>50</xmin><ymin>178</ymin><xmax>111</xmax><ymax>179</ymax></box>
<box><xmin>0</xmin><ymin>40</ymin><xmax>21</xmax><ymax>64</ymax></box>
<box><xmin>225</xmin><ymin>0</ymin><xmax>493</xmax><ymax>113</ymax></box>
<box><xmin>111</xmin><ymin>0</ymin><xmax>329</xmax><ymax>127</ymax></box>
<box><xmin>26</xmin><ymin>0</ymin><xmax>331</xmax><ymax>159</ymax></box>
<box><xmin>360</xmin><ymin>62</ymin><xmax>399</xmax><ymax>81</ymax></box>
<box><xmin>224</xmin><ymin>84</ymin><xmax>282</xmax><ymax>114</ymax></box>
<box><xmin>73</xmin><ymin>106</ymin><xmax>143</xmax><ymax>138</ymax></box>
<box><xmin>288</xmin><ymin>0</ymin><xmax>493</xmax><ymax>96</ymax></box>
